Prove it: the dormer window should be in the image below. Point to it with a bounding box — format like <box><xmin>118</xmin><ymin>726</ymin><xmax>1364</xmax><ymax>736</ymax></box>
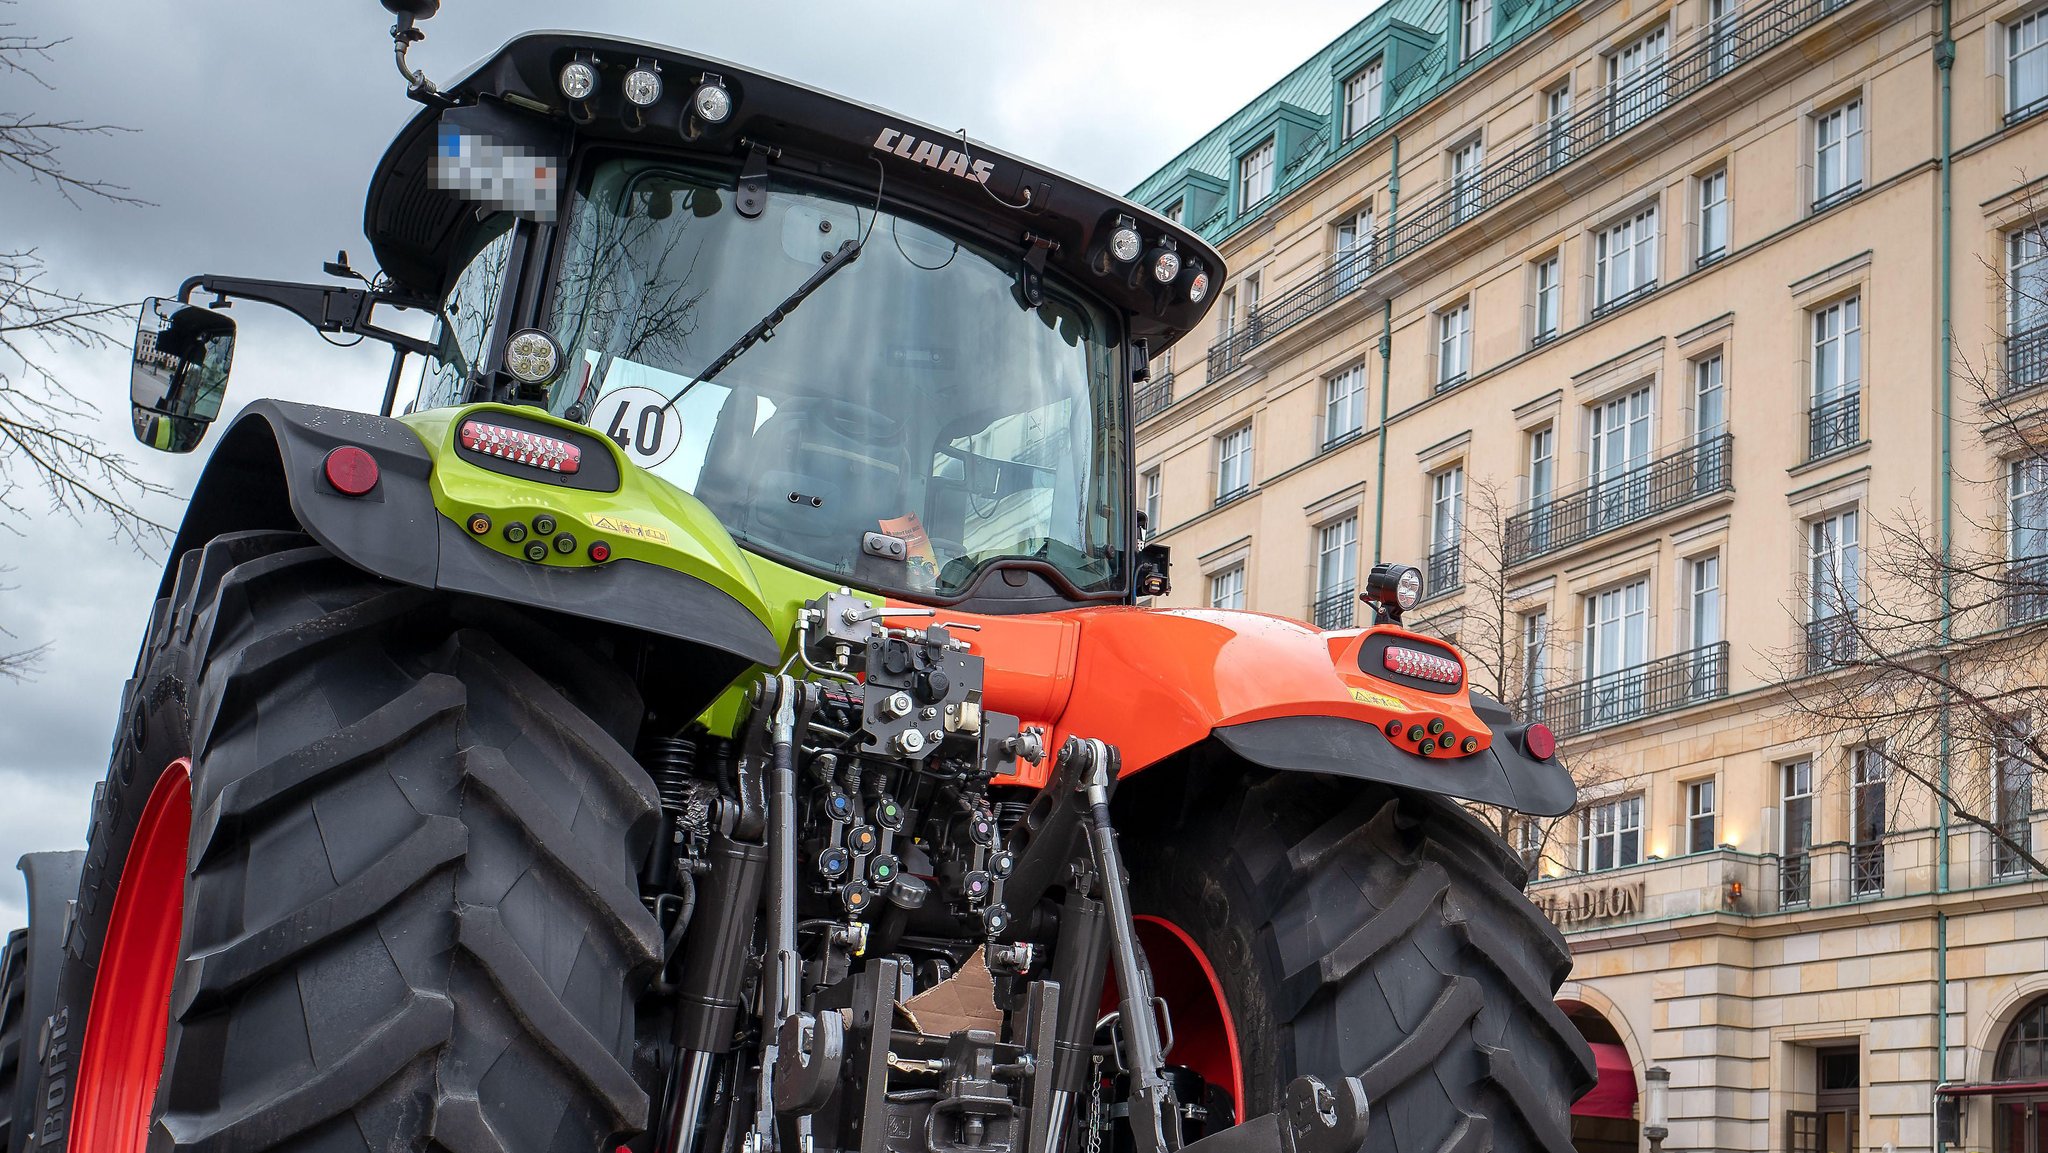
<box><xmin>1343</xmin><ymin>60</ymin><xmax>1384</xmax><ymax>138</ymax></box>
<box><xmin>1239</xmin><ymin>138</ymin><xmax>1276</xmax><ymax>211</ymax></box>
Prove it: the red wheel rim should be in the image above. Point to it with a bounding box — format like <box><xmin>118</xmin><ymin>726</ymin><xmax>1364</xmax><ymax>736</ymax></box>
<box><xmin>70</xmin><ymin>758</ymin><xmax>190</xmax><ymax>1153</ymax></box>
<box><xmin>1128</xmin><ymin>915</ymin><xmax>1244</xmax><ymax>1115</ymax></box>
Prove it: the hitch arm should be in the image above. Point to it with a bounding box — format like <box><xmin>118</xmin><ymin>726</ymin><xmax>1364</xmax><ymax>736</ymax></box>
<box><xmin>1178</xmin><ymin>1076</ymin><xmax>1371</xmax><ymax>1153</ymax></box>
<box><xmin>178</xmin><ymin>274</ymin><xmax>436</xmax><ymax>358</ymax></box>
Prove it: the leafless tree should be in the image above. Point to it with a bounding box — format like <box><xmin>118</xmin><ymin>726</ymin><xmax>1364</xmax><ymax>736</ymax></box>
<box><xmin>1412</xmin><ymin>475</ymin><xmax>1644</xmax><ymax>871</ymax></box>
<box><xmin>1769</xmin><ymin>184</ymin><xmax>2048</xmax><ymax>880</ymax></box>
<box><xmin>1</xmin><ymin>5</ymin><xmax>170</xmax><ymax>677</ymax></box>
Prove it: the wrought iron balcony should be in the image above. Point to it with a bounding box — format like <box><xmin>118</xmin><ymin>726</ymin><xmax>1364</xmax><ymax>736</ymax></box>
<box><xmin>1532</xmin><ymin>642</ymin><xmax>1729</xmax><ymax>740</ymax></box>
<box><xmin>1995</xmin><ymin>819</ymin><xmax>2035</xmax><ymax>880</ymax></box>
<box><xmin>2008</xmin><ymin>324</ymin><xmax>2048</xmax><ymax>396</ymax></box>
<box><xmin>1313</xmin><ymin>583</ymin><xmax>1357</xmax><ymax>629</ymax></box>
<box><xmin>2011</xmin><ymin>92</ymin><xmax>2048</xmax><ymax>127</ymax></box>
<box><xmin>1197</xmin><ymin>0</ymin><xmax>1863</xmax><ymax>373</ymax></box>
<box><xmin>1134</xmin><ymin>372</ymin><xmax>1176</xmax><ymax>422</ymax></box>
<box><xmin>1781</xmin><ymin>852</ymin><xmax>1812</xmax><ymax>907</ymax></box>
<box><xmin>1805</xmin><ymin>611</ymin><xmax>1858</xmax><ymax>673</ymax></box>
<box><xmin>2008</xmin><ymin>555</ymin><xmax>2048</xmax><ymax>626</ymax></box>
<box><xmin>1850</xmin><ymin>842</ymin><xmax>1885</xmax><ymax>897</ymax></box>
<box><xmin>1589</xmin><ymin>280</ymin><xmax>1659</xmax><ymax>320</ymax></box>
<box><xmin>1810</xmin><ymin>181</ymin><xmax>1863</xmax><ymax>215</ymax></box>
<box><xmin>1214</xmin><ymin>484</ymin><xmax>1251</xmax><ymax>508</ymax></box>
<box><xmin>1424</xmin><ymin>543</ymin><xmax>1461</xmax><ymax>597</ymax></box>
<box><xmin>1806</xmin><ymin>392</ymin><xmax>1861</xmax><ymax>461</ymax></box>
<box><xmin>1504</xmin><ymin>434</ymin><xmax>1732</xmax><ymax>565</ymax></box>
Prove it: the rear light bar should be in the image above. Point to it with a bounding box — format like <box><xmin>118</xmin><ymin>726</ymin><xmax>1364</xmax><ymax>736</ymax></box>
<box><xmin>1384</xmin><ymin>645</ymin><xmax>1462</xmax><ymax>685</ymax></box>
<box><xmin>460</xmin><ymin>419</ymin><xmax>582</xmax><ymax>474</ymax></box>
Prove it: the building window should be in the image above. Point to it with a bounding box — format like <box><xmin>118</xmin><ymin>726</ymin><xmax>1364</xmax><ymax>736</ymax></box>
<box><xmin>1523</xmin><ymin>424</ymin><xmax>1557</xmax><ymax>554</ymax></box>
<box><xmin>1708</xmin><ymin>0</ymin><xmax>1741</xmax><ymax>76</ymax></box>
<box><xmin>1545</xmin><ymin>82</ymin><xmax>1574</xmax><ymax>170</ymax></box>
<box><xmin>1335</xmin><ymin>207</ymin><xmax>1375</xmax><ymax>293</ymax></box>
<box><xmin>1589</xmin><ymin>385</ymin><xmax>1654</xmax><ymax>530</ymax></box>
<box><xmin>1239</xmin><ymin>137</ymin><xmax>1275</xmax><ymax>212</ymax></box>
<box><xmin>1594</xmin><ymin>205</ymin><xmax>1659</xmax><ymax>313</ymax></box>
<box><xmin>1462</xmin><ymin>0</ymin><xmax>1494</xmax><ymax>57</ymax></box>
<box><xmin>1141</xmin><ymin>468</ymin><xmax>1162</xmax><ymax>536</ymax></box>
<box><xmin>1242</xmin><ymin>273</ymin><xmax>1261</xmax><ymax>328</ymax></box>
<box><xmin>1691</xmin><ymin>353</ymin><xmax>1730</xmax><ymax>494</ymax></box>
<box><xmin>1208</xmin><ymin>564</ymin><xmax>1246</xmax><ymax>610</ymax></box>
<box><xmin>1513</xmin><ymin>817</ymin><xmax>1544</xmax><ymax>869</ymax></box>
<box><xmin>1450</xmin><ymin>138</ymin><xmax>1484</xmax><ymax>223</ymax></box>
<box><xmin>1533</xmin><ymin>255</ymin><xmax>1562</xmax><ymax>344</ymax></box>
<box><xmin>1437</xmin><ymin>300</ymin><xmax>1473</xmax><ymax>388</ymax></box>
<box><xmin>2010</xmin><ymin>457</ymin><xmax>2048</xmax><ymax>622</ymax></box>
<box><xmin>1343</xmin><ymin>60</ymin><xmax>1384</xmax><ymax>138</ymax></box>
<box><xmin>1428</xmin><ymin>465</ymin><xmax>1464</xmax><ymax>594</ymax></box>
<box><xmin>1698</xmin><ymin>167</ymin><xmax>1730</xmax><ymax>265</ymax></box>
<box><xmin>2011</xmin><ymin>7</ymin><xmax>2048</xmax><ymax>124</ymax></box>
<box><xmin>1687</xmin><ymin>553</ymin><xmax>1724</xmax><ymax>698</ymax></box>
<box><xmin>1323</xmin><ymin>366</ymin><xmax>1366</xmax><ymax>448</ymax></box>
<box><xmin>1521</xmin><ymin>608</ymin><xmax>1550</xmax><ymax>717</ymax></box>
<box><xmin>1607</xmin><ymin>24</ymin><xmax>1670</xmax><ymax>134</ymax></box>
<box><xmin>1812</xmin><ymin>98</ymin><xmax>1864</xmax><ymax>212</ymax></box>
<box><xmin>1995</xmin><ymin>724</ymin><xmax>2036</xmax><ymax>878</ymax></box>
<box><xmin>1314</xmin><ymin>516</ymin><xmax>1360</xmax><ymax>628</ymax></box>
<box><xmin>1850</xmin><ymin>746</ymin><xmax>1887</xmax><ymax>896</ymax></box>
<box><xmin>1806</xmin><ymin>509</ymin><xmax>1861</xmax><ymax>670</ymax></box>
<box><xmin>1788</xmin><ymin>1047</ymin><xmax>1862</xmax><ymax>1153</ymax></box>
<box><xmin>1577</xmin><ymin>793</ymin><xmax>1643</xmax><ymax>872</ymax></box>
<box><xmin>1808</xmin><ymin>295</ymin><xmax>1862</xmax><ymax>459</ymax></box>
<box><xmin>1219</xmin><ymin>286</ymin><xmax>1238</xmax><ymax>340</ymax></box>
<box><xmin>1686</xmin><ymin>778</ymin><xmax>1718</xmax><ymax>854</ymax></box>
<box><xmin>1583</xmin><ymin>578</ymin><xmax>1650</xmax><ymax>725</ymax></box>
<box><xmin>1781</xmin><ymin>760</ymin><xmax>1814</xmax><ymax>905</ymax></box>
<box><xmin>1215</xmin><ymin>425</ymin><xmax>1254</xmax><ymax>504</ymax></box>
<box><xmin>2009</xmin><ymin>226</ymin><xmax>2047</xmax><ymax>395</ymax></box>
<box><xmin>1163</xmin><ymin>199</ymin><xmax>1184</xmax><ymax>224</ymax></box>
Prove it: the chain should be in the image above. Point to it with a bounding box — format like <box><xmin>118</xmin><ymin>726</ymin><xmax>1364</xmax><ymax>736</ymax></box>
<box><xmin>1084</xmin><ymin>1053</ymin><xmax>1105</xmax><ymax>1153</ymax></box>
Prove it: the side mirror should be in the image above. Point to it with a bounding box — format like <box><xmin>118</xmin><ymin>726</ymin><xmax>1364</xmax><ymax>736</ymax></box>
<box><xmin>130</xmin><ymin>296</ymin><xmax>236</xmax><ymax>453</ymax></box>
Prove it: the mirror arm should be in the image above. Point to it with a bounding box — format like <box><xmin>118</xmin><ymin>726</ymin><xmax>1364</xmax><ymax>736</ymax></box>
<box><xmin>177</xmin><ymin>274</ymin><xmax>437</xmax><ymax>359</ymax></box>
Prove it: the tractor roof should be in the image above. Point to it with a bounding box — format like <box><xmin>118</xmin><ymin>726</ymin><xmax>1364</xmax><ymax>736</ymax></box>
<box><xmin>365</xmin><ymin>30</ymin><xmax>1223</xmax><ymax>345</ymax></box>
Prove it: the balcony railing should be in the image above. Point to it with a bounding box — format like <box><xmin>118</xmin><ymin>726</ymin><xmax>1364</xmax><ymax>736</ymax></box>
<box><xmin>1995</xmin><ymin>819</ymin><xmax>2035</xmax><ymax>879</ymax></box>
<box><xmin>1589</xmin><ymin>279</ymin><xmax>1660</xmax><ymax>320</ymax></box>
<box><xmin>2008</xmin><ymin>324</ymin><xmax>2048</xmax><ymax>396</ymax></box>
<box><xmin>1134</xmin><ymin>372</ymin><xmax>1175</xmax><ymax>422</ymax></box>
<box><xmin>2009</xmin><ymin>556</ymin><xmax>2048</xmax><ymax>626</ymax></box>
<box><xmin>1781</xmin><ymin>852</ymin><xmax>1812</xmax><ymax>907</ymax></box>
<box><xmin>1806</xmin><ymin>392</ymin><xmax>1861</xmax><ymax>461</ymax></box>
<box><xmin>1534</xmin><ymin>642</ymin><xmax>1730</xmax><ymax>740</ymax></box>
<box><xmin>1313</xmin><ymin>583</ymin><xmax>1357</xmax><ymax>629</ymax></box>
<box><xmin>1200</xmin><ymin>0</ymin><xmax>1861</xmax><ymax>372</ymax></box>
<box><xmin>1425</xmin><ymin>543</ymin><xmax>1461</xmax><ymax>596</ymax></box>
<box><xmin>2011</xmin><ymin>91</ymin><xmax>2048</xmax><ymax>127</ymax></box>
<box><xmin>1805</xmin><ymin>611</ymin><xmax>1858</xmax><ymax>672</ymax></box>
<box><xmin>1504</xmin><ymin>434</ymin><xmax>1733</xmax><ymax>565</ymax></box>
<box><xmin>1851</xmin><ymin>842</ymin><xmax>1886</xmax><ymax>897</ymax></box>
<box><xmin>1810</xmin><ymin>181</ymin><xmax>1863</xmax><ymax>215</ymax></box>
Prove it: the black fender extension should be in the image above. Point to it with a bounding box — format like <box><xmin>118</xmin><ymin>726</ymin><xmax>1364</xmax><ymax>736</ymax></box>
<box><xmin>1211</xmin><ymin>691</ymin><xmax>1576</xmax><ymax>817</ymax></box>
<box><xmin>161</xmin><ymin>401</ymin><xmax>781</xmax><ymax>669</ymax></box>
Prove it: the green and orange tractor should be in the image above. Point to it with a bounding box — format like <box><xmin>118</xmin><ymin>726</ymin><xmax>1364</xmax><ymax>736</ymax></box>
<box><xmin>1</xmin><ymin>6</ymin><xmax>1592</xmax><ymax>1151</ymax></box>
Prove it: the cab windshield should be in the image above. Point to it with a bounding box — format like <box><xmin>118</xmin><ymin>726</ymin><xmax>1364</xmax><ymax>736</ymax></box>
<box><xmin>542</xmin><ymin>157</ymin><xmax>1128</xmax><ymax>599</ymax></box>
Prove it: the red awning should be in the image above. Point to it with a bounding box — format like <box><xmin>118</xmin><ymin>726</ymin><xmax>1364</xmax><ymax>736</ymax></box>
<box><xmin>1573</xmin><ymin>1042</ymin><xmax>1639</xmax><ymax>1119</ymax></box>
<box><xmin>1936</xmin><ymin>1081</ymin><xmax>2048</xmax><ymax>1097</ymax></box>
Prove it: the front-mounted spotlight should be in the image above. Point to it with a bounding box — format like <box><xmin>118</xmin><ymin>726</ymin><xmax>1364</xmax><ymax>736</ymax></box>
<box><xmin>690</xmin><ymin>73</ymin><xmax>733</xmax><ymax>132</ymax></box>
<box><xmin>623</xmin><ymin>59</ymin><xmax>663</xmax><ymax>106</ymax></box>
<box><xmin>1362</xmin><ymin>561</ymin><xmax>1424</xmax><ymax>624</ymax></box>
<box><xmin>1147</xmin><ymin>239</ymin><xmax>1182</xmax><ymax>285</ymax></box>
<box><xmin>1183</xmin><ymin>262</ymin><xmax>1211</xmax><ymax>304</ymax></box>
<box><xmin>1107</xmin><ymin>216</ymin><xmax>1143</xmax><ymax>265</ymax></box>
<box><xmin>558</xmin><ymin>58</ymin><xmax>597</xmax><ymax>102</ymax></box>
<box><xmin>503</xmin><ymin>328</ymin><xmax>563</xmax><ymax>388</ymax></box>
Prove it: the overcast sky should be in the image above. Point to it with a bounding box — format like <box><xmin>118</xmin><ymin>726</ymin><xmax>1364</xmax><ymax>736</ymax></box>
<box><xmin>0</xmin><ymin>0</ymin><xmax>1370</xmax><ymax>930</ymax></box>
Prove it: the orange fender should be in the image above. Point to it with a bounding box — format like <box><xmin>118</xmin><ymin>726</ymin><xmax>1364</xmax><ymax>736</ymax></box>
<box><xmin>926</xmin><ymin>603</ymin><xmax>1573</xmax><ymax>816</ymax></box>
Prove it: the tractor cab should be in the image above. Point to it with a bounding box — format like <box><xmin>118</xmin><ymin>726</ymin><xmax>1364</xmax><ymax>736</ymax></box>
<box><xmin>133</xmin><ymin>28</ymin><xmax>1220</xmax><ymax>612</ymax></box>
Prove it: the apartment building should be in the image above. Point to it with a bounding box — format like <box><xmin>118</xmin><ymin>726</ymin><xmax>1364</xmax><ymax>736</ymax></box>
<box><xmin>1130</xmin><ymin>0</ymin><xmax>2048</xmax><ymax>1148</ymax></box>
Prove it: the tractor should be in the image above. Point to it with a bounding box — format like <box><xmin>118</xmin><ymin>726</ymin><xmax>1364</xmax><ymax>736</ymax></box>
<box><xmin>0</xmin><ymin>5</ymin><xmax>1593</xmax><ymax>1152</ymax></box>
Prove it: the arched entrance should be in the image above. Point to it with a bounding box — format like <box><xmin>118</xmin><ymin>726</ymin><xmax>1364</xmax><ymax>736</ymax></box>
<box><xmin>1561</xmin><ymin>1000</ymin><xmax>1640</xmax><ymax>1153</ymax></box>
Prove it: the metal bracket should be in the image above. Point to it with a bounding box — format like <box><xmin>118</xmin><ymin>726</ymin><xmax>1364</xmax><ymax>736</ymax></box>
<box><xmin>737</xmin><ymin>140</ymin><xmax>781</xmax><ymax>219</ymax></box>
<box><xmin>1177</xmin><ymin>1076</ymin><xmax>1371</xmax><ymax>1153</ymax></box>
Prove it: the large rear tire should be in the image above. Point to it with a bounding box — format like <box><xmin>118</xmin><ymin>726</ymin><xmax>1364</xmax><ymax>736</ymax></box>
<box><xmin>1122</xmin><ymin>769</ymin><xmax>1594</xmax><ymax>1153</ymax></box>
<box><xmin>38</xmin><ymin>531</ymin><xmax>664</xmax><ymax>1153</ymax></box>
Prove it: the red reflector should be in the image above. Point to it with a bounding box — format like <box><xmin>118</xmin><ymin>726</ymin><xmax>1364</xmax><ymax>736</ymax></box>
<box><xmin>1524</xmin><ymin>723</ymin><xmax>1557</xmax><ymax>761</ymax></box>
<box><xmin>588</xmin><ymin>541</ymin><xmax>611</xmax><ymax>562</ymax></box>
<box><xmin>323</xmin><ymin>446</ymin><xmax>379</xmax><ymax>495</ymax></box>
<box><xmin>460</xmin><ymin>419</ymin><xmax>582</xmax><ymax>474</ymax></box>
<box><xmin>1383</xmin><ymin>645</ymin><xmax>1461</xmax><ymax>684</ymax></box>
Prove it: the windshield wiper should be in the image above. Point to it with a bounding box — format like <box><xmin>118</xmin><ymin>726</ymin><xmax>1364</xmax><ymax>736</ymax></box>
<box><xmin>664</xmin><ymin>237</ymin><xmax>861</xmax><ymax>411</ymax></box>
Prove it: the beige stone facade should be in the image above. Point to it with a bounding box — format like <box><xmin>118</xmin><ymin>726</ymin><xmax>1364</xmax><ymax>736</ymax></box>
<box><xmin>1130</xmin><ymin>0</ymin><xmax>2048</xmax><ymax>1147</ymax></box>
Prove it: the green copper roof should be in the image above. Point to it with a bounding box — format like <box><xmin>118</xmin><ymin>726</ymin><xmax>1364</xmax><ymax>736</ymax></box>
<box><xmin>1130</xmin><ymin>0</ymin><xmax>1582</xmax><ymax>243</ymax></box>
